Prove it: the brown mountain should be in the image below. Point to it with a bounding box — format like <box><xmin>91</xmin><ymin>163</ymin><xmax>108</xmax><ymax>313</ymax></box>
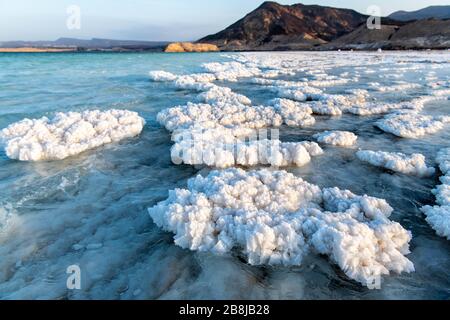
<box><xmin>199</xmin><ymin>1</ymin><xmax>370</xmax><ymax>50</ymax></box>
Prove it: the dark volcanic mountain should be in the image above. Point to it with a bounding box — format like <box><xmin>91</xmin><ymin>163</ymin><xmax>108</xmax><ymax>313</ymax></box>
<box><xmin>199</xmin><ymin>1</ymin><xmax>370</xmax><ymax>50</ymax></box>
<box><xmin>389</xmin><ymin>5</ymin><xmax>450</xmax><ymax>21</ymax></box>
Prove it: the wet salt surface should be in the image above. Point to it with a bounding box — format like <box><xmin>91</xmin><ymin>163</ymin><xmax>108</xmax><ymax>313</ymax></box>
<box><xmin>0</xmin><ymin>51</ymin><xmax>449</xmax><ymax>299</ymax></box>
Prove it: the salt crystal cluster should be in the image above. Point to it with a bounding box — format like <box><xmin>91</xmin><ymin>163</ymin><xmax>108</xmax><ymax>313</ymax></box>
<box><xmin>376</xmin><ymin>113</ymin><xmax>450</xmax><ymax>139</ymax></box>
<box><xmin>369</xmin><ymin>82</ymin><xmax>421</xmax><ymax>92</ymax></box>
<box><xmin>313</xmin><ymin>131</ymin><xmax>358</xmax><ymax>147</ymax></box>
<box><xmin>270</xmin><ymin>98</ymin><xmax>316</xmax><ymax>127</ymax></box>
<box><xmin>157</xmin><ymin>102</ymin><xmax>282</xmax><ymax>132</ymax></box>
<box><xmin>356</xmin><ymin>150</ymin><xmax>435</xmax><ymax>177</ymax></box>
<box><xmin>202</xmin><ymin>61</ymin><xmax>262</xmax><ymax>81</ymax></box>
<box><xmin>147</xmin><ymin>52</ymin><xmax>450</xmax><ymax>287</ymax></box>
<box><xmin>421</xmin><ymin>148</ymin><xmax>450</xmax><ymax>239</ymax></box>
<box><xmin>151</xmin><ymin>69</ymin><xmax>323</xmax><ymax>169</ymax></box>
<box><xmin>171</xmin><ymin>127</ymin><xmax>323</xmax><ymax>168</ymax></box>
<box><xmin>0</xmin><ymin>110</ymin><xmax>145</xmax><ymax>161</ymax></box>
<box><xmin>149</xmin><ymin>168</ymin><xmax>415</xmax><ymax>287</ymax></box>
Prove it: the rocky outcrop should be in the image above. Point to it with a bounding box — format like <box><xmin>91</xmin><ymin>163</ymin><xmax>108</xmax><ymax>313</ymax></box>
<box><xmin>164</xmin><ymin>42</ymin><xmax>219</xmax><ymax>52</ymax></box>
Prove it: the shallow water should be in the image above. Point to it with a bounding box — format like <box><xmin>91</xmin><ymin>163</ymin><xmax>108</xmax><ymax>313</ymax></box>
<box><xmin>0</xmin><ymin>51</ymin><xmax>449</xmax><ymax>299</ymax></box>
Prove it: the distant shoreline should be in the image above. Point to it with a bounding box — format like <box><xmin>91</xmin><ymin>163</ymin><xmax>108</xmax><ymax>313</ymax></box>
<box><xmin>0</xmin><ymin>47</ymin><xmax>449</xmax><ymax>53</ymax></box>
<box><xmin>0</xmin><ymin>47</ymin><xmax>77</xmax><ymax>53</ymax></box>
<box><xmin>0</xmin><ymin>47</ymin><xmax>165</xmax><ymax>53</ymax></box>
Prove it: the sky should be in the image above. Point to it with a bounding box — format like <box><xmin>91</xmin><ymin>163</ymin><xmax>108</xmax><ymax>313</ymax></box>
<box><xmin>0</xmin><ymin>0</ymin><xmax>448</xmax><ymax>42</ymax></box>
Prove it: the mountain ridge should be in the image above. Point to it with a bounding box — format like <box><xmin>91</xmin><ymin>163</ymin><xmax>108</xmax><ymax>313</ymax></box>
<box><xmin>389</xmin><ymin>5</ymin><xmax>450</xmax><ymax>21</ymax></box>
<box><xmin>199</xmin><ymin>1</ymin><xmax>449</xmax><ymax>51</ymax></box>
<box><xmin>199</xmin><ymin>1</ymin><xmax>371</xmax><ymax>50</ymax></box>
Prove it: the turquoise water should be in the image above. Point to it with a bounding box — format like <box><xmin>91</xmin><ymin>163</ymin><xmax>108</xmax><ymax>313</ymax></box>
<box><xmin>0</xmin><ymin>52</ymin><xmax>449</xmax><ymax>299</ymax></box>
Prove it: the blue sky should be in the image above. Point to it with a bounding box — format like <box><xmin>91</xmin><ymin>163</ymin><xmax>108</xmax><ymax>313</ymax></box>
<box><xmin>0</xmin><ymin>0</ymin><xmax>448</xmax><ymax>41</ymax></box>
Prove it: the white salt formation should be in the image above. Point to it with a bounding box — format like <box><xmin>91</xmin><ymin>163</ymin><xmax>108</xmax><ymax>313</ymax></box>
<box><xmin>202</xmin><ymin>61</ymin><xmax>262</xmax><ymax>81</ymax></box>
<box><xmin>197</xmin><ymin>86</ymin><xmax>252</xmax><ymax>106</ymax></box>
<box><xmin>421</xmin><ymin>148</ymin><xmax>450</xmax><ymax>240</ymax></box>
<box><xmin>0</xmin><ymin>110</ymin><xmax>145</xmax><ymax>161</ymax></box>
<box><xmin>270</xmin><ymin>98</ymin><xmax>316</xmax><ymax>127</ymax></box>
<box><xmin>4</xmin><ymin>51</ymin><xmax>450</xmax><ymax>299</ymax></box>
<box><xmin>370</xmin><ymin>82</ymin><xmax>421</xmax><ymax>92</ymax></box>
<box><xmin>149</xmin><ymin>59</ymin><xmax>448</xmax><ymax>131</ymax></box>
<box><xmin>313</xmin><ymin>131</ymin><xmax>358</xmax><ymax>147</ymax></box>
<box><xmin>148</xmin><ymin>168</ymin><xmax>414</xmax><ymax>287</ymax></box>
<box><xmin>148</xmin><ymin>70</ymin><xmax>178</xmax><ymax>82</ymax></box>
<box><xmin>376</xmin><ymin>113</ymin><xmax>450</xmax><ymax>139</ymax></box>
<box><xmin>172</xmin><ymin>139</ymin><xmax>321</xmax><ymax>168</ymax></box>
<box><xmin>171</xmin><ymin>127</ymin><xmax>323</xmax><ymax>168</ymax></box>
<box><xmin>347</xmin><ymin>101</ymin><xmax>414</xmax><ymax>116</ymax></box>
<box><xmin>277</xmin><ymin>89</ymin><xmax>369</xmax><ymax>116</ymax></box>
<box><xmin>268</xmin><ymin>85</ymin><xmax>325</xmax><ymax>103</ymax></box>
<box><xmin>150</xmin><ymin>73</ymin><xmax>317</xmax><ymax>131</ymax></box>
<box><xmin>348</xmin><ymin>93</ymin><xmax>447</xmax><ymax>117</ymax></box>
<box><xmin>249</xmin><ymin>64</ymin><xmax>448</xmax><ymax>118</ymax></box>
<box><xmin>157</xmin><ymin>102</ymin><xmax>282</xmax><ymax>132</ymax></box>
<box><xmin>149</xmin><ymin>71</ymin><xmax>215</xmax><ymax>91</ymax></box>
<box><xmin>356</xmin><ymin>150</ymin><xmax>435</xmax><ymax>177</ymax></box>
<box><xmin>150</xmin><ymin>71</ymin><xmax>286</xmax><ymax>132</ymax></box>
<box><xmin>153</xmin><ymin>76</ymin><xmax>323</xmax><ymax>170</ymax></box>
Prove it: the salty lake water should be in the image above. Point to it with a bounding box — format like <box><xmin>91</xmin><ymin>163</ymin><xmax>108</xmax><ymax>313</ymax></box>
<box><xmin>0</xmin><ymin>51</ymin><xmax>449</xmax><ymax>299</ymax></box>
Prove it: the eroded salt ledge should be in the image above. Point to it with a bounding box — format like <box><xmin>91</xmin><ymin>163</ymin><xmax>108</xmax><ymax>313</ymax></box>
<box><xmin>148</xmin><ymin>168</ymin><xmax>414</xmax><ymax>287</ymax></box>
<box><xmin>313</xmin><ymin>131</ymin><xmax>358</xmax><ymax>147</ymax></box>
<box><xmin>356</xmin><ymin>150</ymin><xmax>435</xmax><ymax>177</ymax></box>
<box><xmin>0</xmin><ymin>110</ymin><xmax>145</xmax><ymax>161</ymax></box>
<box><xmin>421</xmin><ymin>148</ymin><xmax>450</xmax><ymax>240</ymax></box>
